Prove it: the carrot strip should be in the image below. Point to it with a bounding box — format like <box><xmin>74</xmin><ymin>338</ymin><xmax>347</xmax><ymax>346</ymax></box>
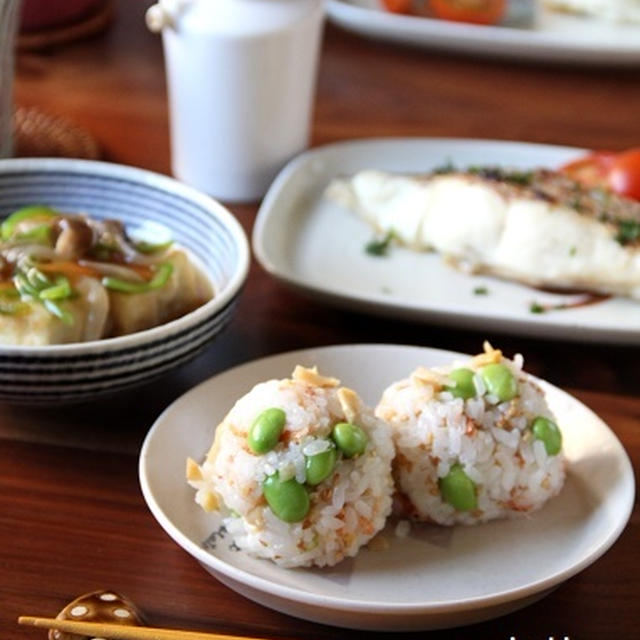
<box><xmin>38</xmin><ymin>261</ymin><xmax>101</xmax><ymax>279</ymax></box>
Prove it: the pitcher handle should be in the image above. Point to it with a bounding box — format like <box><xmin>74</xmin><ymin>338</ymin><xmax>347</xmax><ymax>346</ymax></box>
<box><xmin>146</xmin><ymin>0</ymin><xmax>191</xmax><ymax>33</ymax></box>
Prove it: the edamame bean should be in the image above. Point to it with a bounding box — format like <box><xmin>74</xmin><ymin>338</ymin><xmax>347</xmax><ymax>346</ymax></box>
<box><xmin>262</xmin><ymin>473</ymin><xmax>310</xmax><ymax>522</ymax></box>
<box><xmin>305</xmin><ymin>444</ymin><xmax>337</xmax><ymax>486</ymax></box>
<box><xmin>248</xmin><ymin>407</ymin><xmax>286</xmax><ymax>454</ymax></box>
<box><xmin>531</xmin><ymin>416</ymin><xmax>562</xmax><ymax>456</ymax></box>
<box><xmin>439</xmin><ymin>463</ymin><xmax>477</xmax><ymax>511</ymax></box>
<box><xmin>331</xmin><ymin>422</ymin><xmax>368</xmax><ymax>458</ymax></box>
<box><xmin>480</xmin><ymin>363</ymin><xmax>518</xmax><ymax>402</ymax></box>
<box><xmin>444</xmin><ymin>367</ymin><xmax>476</xmax><ymax>399</ymax></box>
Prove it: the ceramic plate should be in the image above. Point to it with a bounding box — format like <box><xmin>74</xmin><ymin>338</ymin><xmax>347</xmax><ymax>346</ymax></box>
<box><xmin>139</xmin><ymin>344</ymin><xmax>634</xmax><ymax>631</ymax></box>
<box><xmin>327</xmin><ymin>1</ymin><xmax>640</xmax><ymax>65</ymax></box>
<box><xmin>253</xmin><ymin>137</ymin><xmax>640</xmax><ymax>345</ymax></box>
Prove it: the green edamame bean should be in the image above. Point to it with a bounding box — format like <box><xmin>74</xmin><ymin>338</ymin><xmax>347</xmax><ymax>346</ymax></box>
<box><xmin>439</xmin><ymin>463</ymin><xmax>477</xmax><ymax>511</ymax></box>
<box><xmin>531</xmin><ymin>416</ymin><xmax>562</xmax><ymax>456</ymax></box>
<box><xmin>331</xmin><ymin>422</ymin><xmax>368</xmax><ymax>458</ymax></box>
<box><xmin>444</xmin><ymin>367</ymin><xmax>476</xmax><ymax>399</ymax></box>
<box><xmin>480</xmin><ymin>363</ymin><xmax>518</xmax><ymax>402</ymax></box>
<box><xmin>248</xmin><ymin>407</ymin><xmax>286</xmax><ymax>454</ymax></box>
<box><xmin>305</xmin><ymin>444</ymin><xmax>337</xmax><ymax>486</ymax></box>
<box><xmin>262</xmin><ymin>473</ymin><xmax>310</xmax><ymax>522</ymax></box>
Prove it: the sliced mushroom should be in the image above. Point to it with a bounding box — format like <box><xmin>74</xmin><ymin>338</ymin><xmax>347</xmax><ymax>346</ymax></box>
<box><xmin>54</xmin><ymin>216</ymin><xmax>95</xmax><ymax>260</ymax></box>
<box><xmin>48</xmin><ymin>590</ymin><xmax>146</xmax><ymax>640</ymax></box>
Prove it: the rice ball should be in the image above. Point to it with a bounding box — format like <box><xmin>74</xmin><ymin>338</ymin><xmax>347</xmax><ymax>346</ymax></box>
<box><xmin>376</xmin><ymin>343</ymin><xmax>567</xmax><ymax>526</ymax></box>
<box><xmin>187</xmin><ymin>365</ymin><xmax>395</xmax><ymax>567</ymax></box>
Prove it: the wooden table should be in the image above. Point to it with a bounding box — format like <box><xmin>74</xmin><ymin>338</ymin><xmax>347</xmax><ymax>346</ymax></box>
<box><xmin>4</xmin><ymin>2</ymin><xmax>638</xmax><ymax>639</ymax></box>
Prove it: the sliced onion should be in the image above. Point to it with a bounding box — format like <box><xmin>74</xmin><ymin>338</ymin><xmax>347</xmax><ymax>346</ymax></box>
<box><xmin>74</xmin><ymin>276</ymin><xmax>110</xmax><ymax>340</ymax></box>
<box><xmin>112</xmin><ymin>234</ymin><xmax>167</xmax><ymax>265</ymax></box>
<box><xmin>1</xmin><ymin>244</ymin><xmax>58</xmax><ymax>265</ymax></box>
<box><xmin>78</xmin><ymin>260</ymin><xmax>145</xmax><ymax>282</ymax></box>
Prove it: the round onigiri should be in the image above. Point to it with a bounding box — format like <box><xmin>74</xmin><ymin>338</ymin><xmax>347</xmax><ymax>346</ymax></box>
<box><xmin>187</xmin><ymin>365</ymin><xmax>395</xmax><ymax>567</ymax></box>
<box><xmin>376</xmin><ymin>343</ymin><xmax>567</xmax><ymax>526</ymax></box>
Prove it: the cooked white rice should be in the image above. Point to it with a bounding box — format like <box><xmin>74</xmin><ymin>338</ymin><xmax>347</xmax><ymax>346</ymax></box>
<box><xmin>376</xmin><ymin>343</ymin><xmax>567</xmax><ymax>526</ymax></box>
<box><xmin>188</xmin><ymin>366</ymin><xmax>395</xmax><ymax>567</ymax></box>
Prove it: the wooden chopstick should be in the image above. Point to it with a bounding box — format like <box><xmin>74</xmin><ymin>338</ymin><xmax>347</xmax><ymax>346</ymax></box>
<box><xmin>18</xmin><ymin>616</ymin><xmax>267</xmax><ymax>640</ymax></box>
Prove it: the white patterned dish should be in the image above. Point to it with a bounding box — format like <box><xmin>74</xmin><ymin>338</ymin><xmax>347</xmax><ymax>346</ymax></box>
<box><xmin>327</xmin><ymin>0</ymin><xmax>640</xmax><ymax>65</ymax></box>
<box><xmin>0</xmin><ymin>158</ymin><xmax>249</xmax><ymax>404</ymax></box>
<box><xmin>253</xmin><ymin>137</ymin><xmax>640</xmax><ymax>345</ymax></box>
<box><xmin>139</xmin><ymin>344</ymin><xmax>634</xmax><ymax>631</ymax></box>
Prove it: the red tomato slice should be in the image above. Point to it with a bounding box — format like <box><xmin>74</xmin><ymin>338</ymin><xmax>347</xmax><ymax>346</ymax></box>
<box><xmin>381</xmin><ymin>0</ymin><xmax>414</xmax><ymax>13</ymax></box>
<box><xmin>429</xmin><ymin>0</ymin><xmax>506</xmax><ymax>24</ymax></box>
<box><xmin>606</xmin><ymin>148</ymin><xmax>640</xmax><ymax>201</ymax></box>
<box><xmin>560</xmin><ymin>151</ymin><xmax>618</xmax><ymax>189</ymax></box>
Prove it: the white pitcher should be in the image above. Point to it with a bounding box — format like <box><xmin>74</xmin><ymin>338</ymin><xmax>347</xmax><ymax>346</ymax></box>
<box><xmin>147</xmin><ymin>0</ymin><xmax>325</xmax><ymax>202</ymax></box>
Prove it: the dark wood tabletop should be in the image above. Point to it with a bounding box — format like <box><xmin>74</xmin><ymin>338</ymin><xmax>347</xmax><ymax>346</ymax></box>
<box><xmin>3</xmin><ymin>1</ymin><xmax>639</xmax><ymax>639</ymax></box>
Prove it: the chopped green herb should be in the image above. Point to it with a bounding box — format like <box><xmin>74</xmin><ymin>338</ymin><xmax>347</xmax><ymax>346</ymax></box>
<box><xmin>432</xmin><ymin>160</ymin><xmax>456</xmax><ymax>175</ymax></box>
<box><xmin>473</xmin><ymin>286</ymin><xmax>489</xmax><ymax>295</ymax></box>
<box><xmin>569</xmin><ymin>246</ymin><xmax>577</xmax><ymax>256</ymax></box>
<box><xmin>569</xmin><ymin>196</ymin><xmax>583</xmax><ymax>211</ymax></box>
<box><xmin>365</xmin><ymin>231</ymin><xmax>395</xmax><ymax>257</ymax></box>
<box><xmin>615</xmin><ymin>219</ymin><xmax>640</xmax><ymax>245</ymax></box>
<box><xmin>466</xmin><ymin>166</ymin><xmax>533</xmax><ymax>186</ymax></box>
<box><xmin>530</xmin><ymin>301</ymin><xmax>570</xmax><ymax>314</ymax></box>
<box><xmin>504</xmin><ymin>170</ymin><xmax>534</xmax><ymax>186</ymax></box>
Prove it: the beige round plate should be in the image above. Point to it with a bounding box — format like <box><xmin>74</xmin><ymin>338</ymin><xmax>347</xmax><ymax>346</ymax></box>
<box><xmin>139</xmin><ymin>344</ymin><xmax>634</xmax><ymax>631</ymax></box>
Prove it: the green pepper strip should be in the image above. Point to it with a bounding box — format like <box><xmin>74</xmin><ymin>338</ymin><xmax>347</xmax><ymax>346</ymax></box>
<box><xmin>14</xmin><ymin>273</ymin><xmax>41</xmax><ymax>299</ymax></box>
<box><xmin>12</xmin><ymin>270</ymin><xmax>74</xmax><ymax>323</ymax></box>
<box><xmin>43</xmin><ymin>299</ymin><xmax>74</xmax><ymax>325</ymax></box>
<box><xmin>102</xmin><ymin>262</ymin><xmax>174</xmax><ymax>294</ymax></box>
<box><xmin>39</xmin><ymin>276</ymin><xmax>72</xmax><ymax>300</ymax></box>
<box><xmin>26</xmin><ymin>267</ymin><xmax>51</xmax><ymax>288</ymax></box>
<box><xmin>1</xmin><ymin>205</ymin><xmax>57</xmax><ymax>241</ymax></box>
<box><xmin>133</xmin><ymin>239</ymin><xmax>173</xmax><ymax>255</ymax></box>
<box><xmin>14</xmin><ymin>224</ymin><xmax>52</xmax><ymax>243</ymax></box>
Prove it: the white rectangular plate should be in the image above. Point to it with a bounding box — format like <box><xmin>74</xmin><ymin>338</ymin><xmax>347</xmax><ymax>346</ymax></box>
<box><xmin>327</xmin><ymin>1</ymin><xmax>640</xmax><ymax>65</ymax></box>
<box><xmin>253</xmin><ymin>137</ymin><xmax>640</xmax><ymax>344</ymax></box>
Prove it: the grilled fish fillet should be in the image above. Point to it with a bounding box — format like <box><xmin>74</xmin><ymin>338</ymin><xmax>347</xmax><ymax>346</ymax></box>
<box><xmin>326</xmin><ymin>167</ymin><xmax>640</xmax><ymax>300</ymax></box>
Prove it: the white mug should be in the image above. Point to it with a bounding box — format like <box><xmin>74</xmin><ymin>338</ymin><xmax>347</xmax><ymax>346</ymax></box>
<box><xmin>0</xmin><ymin>0</ymin><xmax>21</xmax><ymax>158</ymax></box>
<box><xmin>147</xmin><ymin>0</ymin><xmax>325</xmax><ymax>202</ymax></box>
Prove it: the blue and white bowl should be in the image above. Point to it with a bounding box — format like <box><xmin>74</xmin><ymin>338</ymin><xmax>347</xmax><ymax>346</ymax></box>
<box><xmin>0</xmin><ymin>158</ymin><xmax>250</xmax><ymax>404</ymax></box>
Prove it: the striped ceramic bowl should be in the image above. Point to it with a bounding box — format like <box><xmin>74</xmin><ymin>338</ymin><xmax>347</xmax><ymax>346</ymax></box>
<box><xmin>0</xmin><ymin>158</ymin><xmax>250</xmax><ymax>404</ymax></box>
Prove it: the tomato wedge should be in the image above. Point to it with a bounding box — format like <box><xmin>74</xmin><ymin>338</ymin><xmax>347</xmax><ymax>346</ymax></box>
<box><xmin>560</xmin><ymin>151</ymin><xmax>618</xmax><ymax>190</ymax></box>
<box><xmin>429</xmin><ymin>0</ymin><xmax>506</xmax><ymax>24</ymax></box>
<box><xmin>381</xmin><ymin>0</ymin><xmax>414</xmax><ymax>13</ymax></box>
<box><xmin>561</xmin><ymin>148</ymin><xmax>640</xmax><ymax>201</ymax></box>
<box><xmin>606</xmin><ymin>148</ymin><xmax>640</xmax><ymax>201</ymax></box>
